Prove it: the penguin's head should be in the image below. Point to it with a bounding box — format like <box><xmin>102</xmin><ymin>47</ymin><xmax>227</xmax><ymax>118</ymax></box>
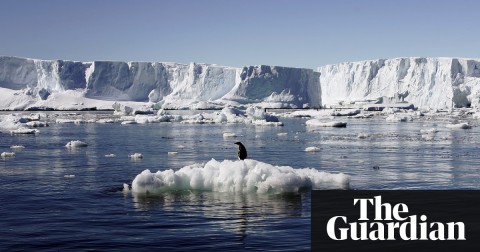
<box><xmin>234</xmin><ymin>142</ymin><xmax>242</xmax><ymax>146</ymax></box>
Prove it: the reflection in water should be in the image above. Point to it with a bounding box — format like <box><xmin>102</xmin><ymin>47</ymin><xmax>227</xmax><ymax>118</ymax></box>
<box><xmin>131</xmin><ymin>190</ymin><xmax>305</xmax><ymax>239</ymax></box>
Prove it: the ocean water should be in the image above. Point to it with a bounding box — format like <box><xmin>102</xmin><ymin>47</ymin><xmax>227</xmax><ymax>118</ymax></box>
<box><xmin>1</xmin><ymin>114</ymin><xmax>480</xmax><ymax>251</ymax></box>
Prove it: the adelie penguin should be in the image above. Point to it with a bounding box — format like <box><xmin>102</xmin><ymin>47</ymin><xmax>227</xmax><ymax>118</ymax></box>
<box><xmin>234</xmin><ymin>142</ymin><xmax>247</xmax><ymax>160</ymax></box>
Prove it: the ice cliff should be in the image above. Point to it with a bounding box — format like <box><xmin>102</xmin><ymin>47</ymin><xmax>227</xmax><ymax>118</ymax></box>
<box><xmin>0</xmin><ymin>56</ymin><xmax>320</xmax><ymax>110</ymax></box>
<box><xmin>1</xmin><ymin>56</ymin><xmax>479</xmax><ymax>110</ymax></box>
<box><xmin>319</xmin><ymin>57</ymin><xmax>480</xmax><ymax>109</ymax></box>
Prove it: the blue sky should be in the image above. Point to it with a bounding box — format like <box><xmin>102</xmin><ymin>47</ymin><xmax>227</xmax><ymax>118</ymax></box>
<box><xmin>1</xmin><ymin>0</ymin><xmax>479</xmax><ymax>69</ymax></box>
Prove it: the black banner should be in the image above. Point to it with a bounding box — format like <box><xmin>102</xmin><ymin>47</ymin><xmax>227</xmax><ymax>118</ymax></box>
<box><xmin>312</xmin><ymin>190</ymin><xmax>480</xmax><ymax>251</ymax></box>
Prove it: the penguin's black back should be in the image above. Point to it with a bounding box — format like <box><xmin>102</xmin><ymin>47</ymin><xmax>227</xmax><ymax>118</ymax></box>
<box><xmin>235</xmin><ymin>142</ymin><xmax>247</xmax><ymax>160</ymax></box>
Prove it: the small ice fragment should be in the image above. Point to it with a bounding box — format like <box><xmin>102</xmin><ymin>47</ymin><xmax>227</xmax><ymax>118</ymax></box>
<box><xmin>10</xmin><ymin>145</ymin><xmax>25</xmax><ymax>150</ymax></box>
<box><xmin>168</xmin><ymin>152</ymin><xmax>178</xmax><ymax>155</ymax></box>
<box><xmin>446</xmin><ymin>122</ymin><xmax>471</xmax><ymax>129</ymax></box>
<box><xmin>129</xmin><ymin>153</ymin><xmax>143</xmax><ymax>159</ymax></box>
<box><xmin>223</xmin><ymin>132</ymin><xmax>237</xmax><ymax>138</ymax></box>
<box><xmin>1</xmin><ymin>152</ymin><xmax>15</xmax><ymax>158</ymax></box>
<box><xmin>305</xmin><ymin>119</ymin><xmax>347</xmax><ymax>127</ymax></box>
<box><xmin>105</xmin><ymin>154</ymin><xmax>116</xmax><ymax>158</ymax></box>
<box><xmin>420</xmin><ymin>128</ymin><xmax>438</xmax><ymax>134</ymax></box>
<box><xmin>64</xmin><ymin>175</ymin><xmax>75</xmax><ymax>178</ymax></box>
<box><xmin>177</xmin><ymin>145</ymin><xmax>186</xmax><ymax>149</ymax></box>
<box><xmin>26</xmin><ymin>121</ymin><xmax>49</xmax><ymax>127</ymax></box>
<box><xmin>121</xmin><ymin>120</ymin><xmax>137</xmax><ymax>125</ymax></box>
<box><xmin>277</xmin><ymin>132</ymin><xmax>288</xmax><ymax>136</ymax></box>
<box><xmin>357</xmin><ymin>133</ymin><xmax>369</xmax><ymax>139</ymax></box>
<box><xmin>65</xmin><ymin>140</ymin><xmax>88</xmax><ymax>148</ymax></box>
<box><xmin>123</xmin><ymin>183</ymin><xmax>130</xmax><ymax>193</ymax></box>
<box><xmin>305</xmin><ymin>147</ymin><xmax>320</xmax><ymax>152</ymax></box>
<box><xmin>10</xmin><ymin>128</ymin><xmax>39</xmax><ymax>135</ymax></box>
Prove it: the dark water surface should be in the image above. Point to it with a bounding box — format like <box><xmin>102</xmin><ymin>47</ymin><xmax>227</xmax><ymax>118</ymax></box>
<box><xmin>1</xmin><ymin>115</ymin><xmax>480</xmax><ymax>250</ymax></box>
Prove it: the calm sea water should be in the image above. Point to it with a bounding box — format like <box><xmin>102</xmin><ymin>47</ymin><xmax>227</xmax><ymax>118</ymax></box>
<box><xmin>1</xmin><ymin>113</ymin><xmax>480</xmax><ymax>251</ymax></box>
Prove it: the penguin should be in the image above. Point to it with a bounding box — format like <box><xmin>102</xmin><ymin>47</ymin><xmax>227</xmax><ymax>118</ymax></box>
<box><xmin>234</xmin><ymin>142</ymin><xmax>247</xmax><ymax>160</ymax></box>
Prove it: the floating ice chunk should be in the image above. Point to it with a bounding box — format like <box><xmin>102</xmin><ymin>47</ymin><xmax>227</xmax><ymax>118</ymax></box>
<box><xmin>65</xmin><ymin>140</ymin><xmax>88</xmax><ymax>148</ymax></box>
<box><xmin>306</xmin><ymin>119</ymin><xmax>347</xmax><ymax>128</ymax></box>
<box><xmin>23</xmin><ymin>114</ymin><xmax>41</xmax><ymax>121</ymax></box>
<box><xmin>383</xmin><ymin>107</ymin><xmax>402</xmax><ymax>114</ymax></box>
<box><xmin>357</xmin><ymin>133</ymin><xmax>369</xmax><ymax>139</ymax></box>
<box><xmin>10</xmin><ymin>145</ymin><xmax>25</xmax><ymax>150</ymax></box>
<box><xmin>129</xmin><ymin>153</ymin><xmax>143</xmax><ymax>159</ymax></box>
<box><xmin>97</xmin><ymin>119</ymin><xmax>115</xmax><ymax>124</ymax></box>
<box><xmin>26</xmin><ymin>121</ymin><xmax>49</xmax><ymax>127</ymax></box>
<box><xmin>123</xmin><ymin>183</ymin><xmax>130</xmax><ymax>193</ymax></box>
<box><xmin>305</xmin><ymin>147</ymin><xmax>320</xmax><ymax>152</ymax></box>
<box><xmin>64</xmin><ymin>175</ymin><xmax>75</xmax><ymax>178</ymax></box>
<box><xmin>168</xmin><ymin>152</ymin><xmax>178</xmax><ymax>155</ymax></box>
<box><xmin>130</xmin><ymin>159</ymin><xmax>350</xmax><ymax>194</ymax></box>
<box><xmin>421</xmin><ymin>134</ymin><xmax>435</xmax><ymax>141</ymax></box>
<box><xmin>105</xmin><ymin>154</ymin><xmax>116</xmax><ymax>157</ymax></box>
<box><xmin>385</xmin><ymin>114</ymin><xmax>412</xmax><ymax>122</ymax></box>
<box><xmin>121</xmin><ymin>120</ymin><xmax>137</xmax><ymax>125</ymax></box>
<box><xmin>446</xmin><ymin>122</ymin><xmax>471</xmax><ymax>129</ymax></box>
<box><xmin>331</xmin><ymin>109</ymin><xmax>361</xmax><ymax>116</ymax></box>
<box><xmin>10</xmin><ymin>128</ymin><xmax>39</xmax><ymax>135</ymax></box>
<box><xmin>252</xmin><ymin>120</ymin><xmax>284</xmax><ymax>126</ymax></box>
<box><xmin>246</xmin><ymin>106</ymin><xmax>279</xmax><ymax>122</ymax></box>
<box><xmin>113</xmin><ymin>102</ymin><xmax>134</xmax><ymax>116</ymax></box>
<box><xmin>223</xmin><ymin>132</ymin><xmax>237</xmax><ymax>138</ymax></box>
<box><xmin>56</xmin><ymin>119</ymin><xmax>76</xmax><ymax>124</ymax></box>
<box><xmin>1</xmin><ymin>152</ymin><xmax>15</xmax><ymax>158</ymax></box>
<box><xmin>277</xmin><ymin>132</ymin><xmax>288</xmax><ymax>136</ymax></box>
<box><xmin>420</xmin><ymin>128</ymin><xmax>438</xmax><ymax>134</ymax></box>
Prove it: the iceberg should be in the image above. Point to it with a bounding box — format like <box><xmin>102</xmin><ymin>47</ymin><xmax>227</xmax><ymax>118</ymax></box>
<box><xmin>130</xmin><ymin>159</ymin><xmax>350</xmax><ymax>194</ymax></box>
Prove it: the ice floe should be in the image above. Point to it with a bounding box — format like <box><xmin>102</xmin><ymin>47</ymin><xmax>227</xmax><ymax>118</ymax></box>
<box><xmin>65</xmin><ymin>140</ymin><xmax>88</xmax><ymax>148</ymax></box>
<box><xmin>130</xmin><ymin>159</ymin><xmax>350</xmax><ymax>194</ymax></box>
<box><xmin>305</xmin><ymin>147</ymin><xmax>320</xmax><ymax>152</ymax></box>
<box><xmin>1</xmin><ymin>152</ymin><xmax>16</xmax><ymax>158</ymax></box>
<box><xmin>305</xmin><ymin>119</ymin><xmax>347</xmax><ymax>128</ymax></box>
<box><xmin>129</xmin><ymin>153</ymin><xmax>143</xmax><ymax>159</ymax></box>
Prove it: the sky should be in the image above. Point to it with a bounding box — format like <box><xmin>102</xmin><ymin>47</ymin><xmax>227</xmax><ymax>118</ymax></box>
<box><xmin>0</xmin><ymin>0</ymin><xmax>479</xmax><ymax>69</ymax></box>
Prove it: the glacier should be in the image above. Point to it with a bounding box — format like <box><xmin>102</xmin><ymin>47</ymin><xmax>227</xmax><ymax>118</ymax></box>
<box><xmin>0</xmin><ymin>56</ymin><xmax>320</xmax><ymax>110</ymax></box>
<box><xmin>319</xmin><ymin>57</ymin><xmax>480</xmax><ymax>109</ymax></box>
<box><xmin>0</xmin><ymin>56</ymin><xmax>480</xmax><ymax>110</ymax></box>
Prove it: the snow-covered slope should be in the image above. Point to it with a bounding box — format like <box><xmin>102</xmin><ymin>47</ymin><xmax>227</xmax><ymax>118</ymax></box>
<box><xmin>1</xmin><ymin>56</ymin><xmax>480</xmax><ymax>110</ymax></box>
<box><xmin>0</xmin><ymin>56</ymin><xmax>319</xmax><ymax>110</ymax></box>
<box><xmin>319</xmin><ymin>57</ymin><xmax>480</xmax><ymax>109</ymax></box>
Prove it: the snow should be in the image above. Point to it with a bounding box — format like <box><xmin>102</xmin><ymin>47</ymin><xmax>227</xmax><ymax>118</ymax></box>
<box><xmin>65</xmin><ymin>140</ymin><xmax>88</xmax><ymax>148</ymax></box>
<box><xmin>130</xmin><ymin>158</ymin><xmax>350</xmax><ymax>194</ymax></box>
<box><xmin>305</xmin><ymin>119</ymin><xmax>347</xmax><ymax>127</ymax></box>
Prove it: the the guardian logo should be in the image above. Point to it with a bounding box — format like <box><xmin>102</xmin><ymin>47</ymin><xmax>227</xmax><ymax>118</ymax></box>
<box><xmin>326</xmin><ymin>195</ymin><xmax>466</xmax><ymax>241</ymax></box>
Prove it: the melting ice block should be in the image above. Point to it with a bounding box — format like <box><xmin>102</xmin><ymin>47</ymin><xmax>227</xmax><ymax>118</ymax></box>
<box><xmin>130</xmin><ymin>159</ymin><xmax>350</xmax><ymax>194</ymax></box>
<box><xmin>65</xmin><ymin>140</ymin><xmax>88</xmax><ymax>148</ymax></box>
